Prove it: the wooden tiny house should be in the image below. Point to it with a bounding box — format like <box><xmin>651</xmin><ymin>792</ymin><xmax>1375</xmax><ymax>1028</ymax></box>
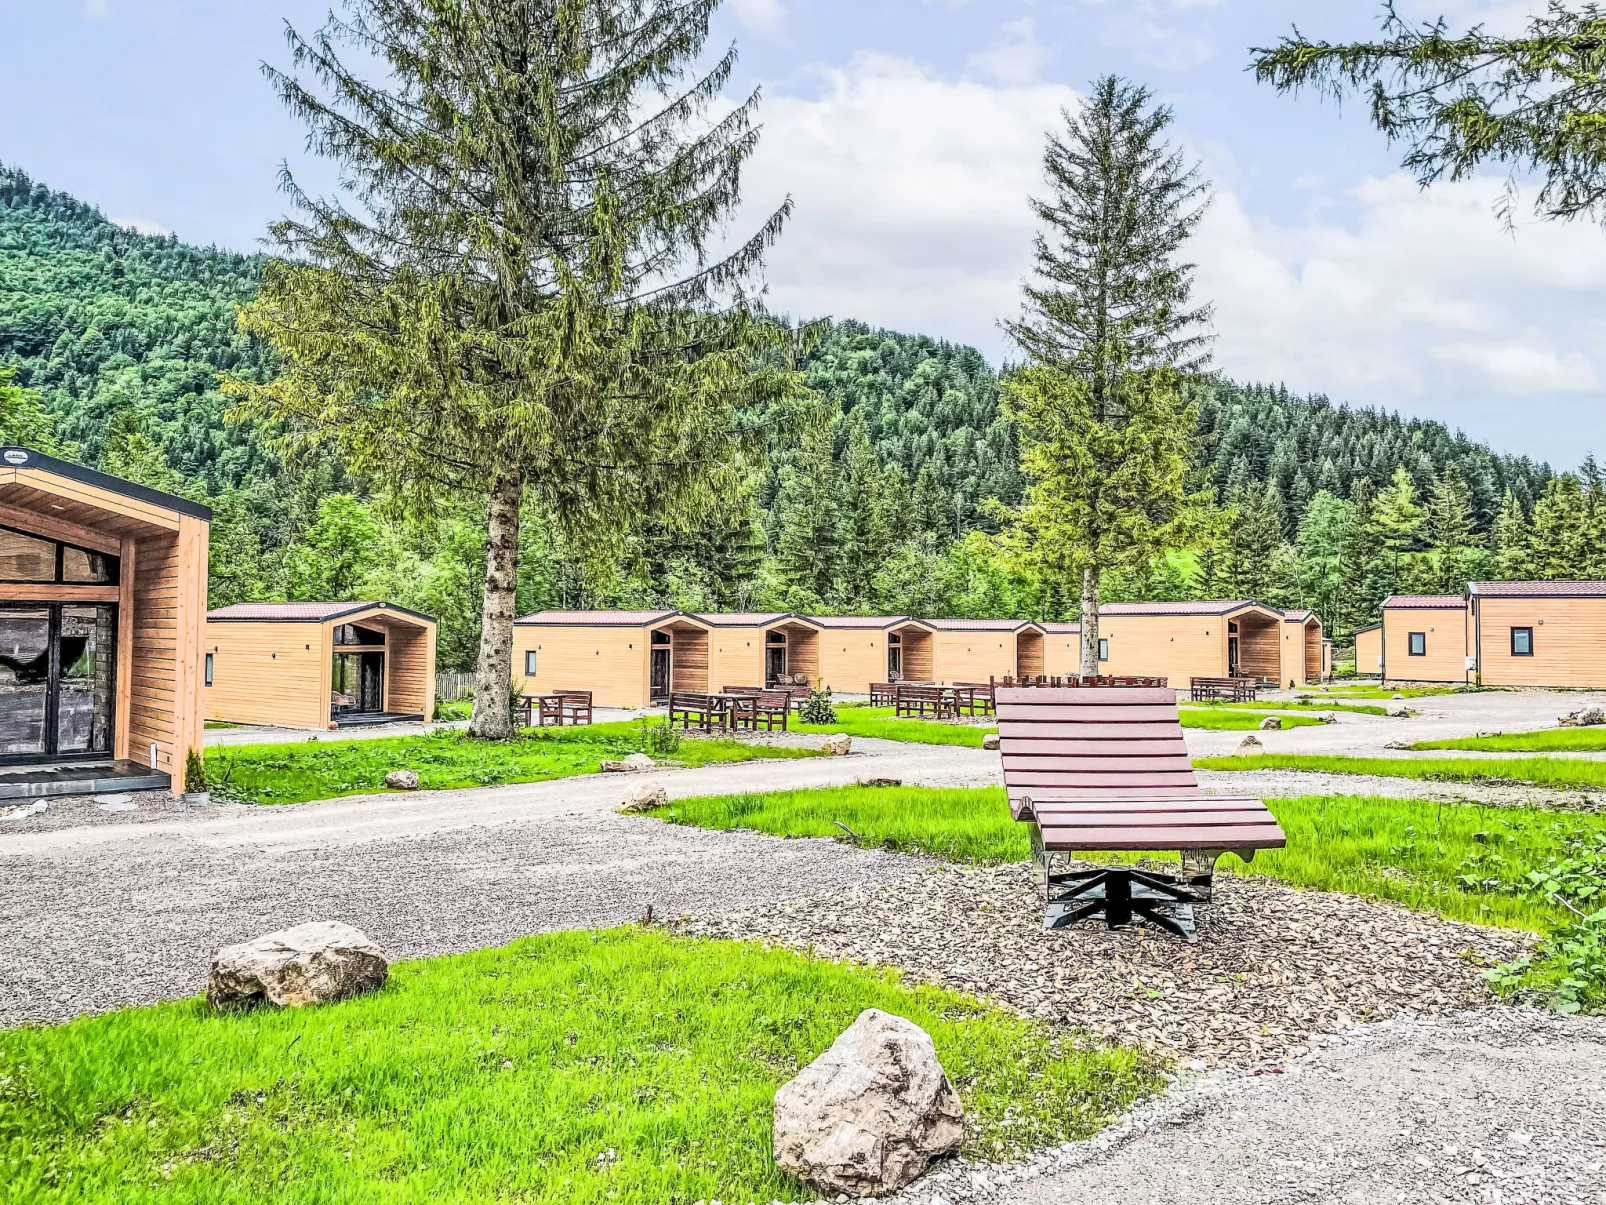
<box><xmin>811</xmin><ymin>616</ymin><xmax>935</xmax><ymax>692</ymax></box>
<box><xmin>1097</xmin><ymin>601</ymin><xmax>1284</xmax><ymax>686</ymax></box>
<box><xmin>1380</xmin><ymin>595</ymin><xmax>1470</xmax><ymax>685</ymax></box>
<box><xmin>1280</xmin><ymin>610</ymin><xmax>1325</xmax><ymax>687</ymax></box>
<box><xmin>0</xmin><ymin>446</ymin><xmax>209</xmax><ymax>796</ymax></box>
<box><xmin>205</xmin><ymin>602</ymin><xmax>437</xmax><ymax>729</ymax></box>
<box><xmin>1469</xmin><ymin>581</ymin><xmax>1606</xmax><ymax>687</ymax></box>
<box><xmin>1353</xmin><ymin>623</ymin><xmax>1382</xmax><ymax>677</ymax></box>
<box><xmin>513</xmin><ymin>610</ymin><xmax>714</xmax><ymax>708</ymax></box>
<box><xmin>924</xmin><ymin>618</ymin><xmax>1046</xmax><ymax>682</ymax></box>
<box><xmin>1041</xmin><ymin>622</ymin><xmax>1082</xmax><ymax>677</ymax></box>
<box><xmin>696</xmin><ymin>613</ymin><xmax>822</xmax><ymax>688</ymax></box>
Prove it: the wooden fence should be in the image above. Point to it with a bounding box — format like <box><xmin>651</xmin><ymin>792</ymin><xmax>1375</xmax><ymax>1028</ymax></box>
<box><xmin>436</xmin><ymin>672</ymin><xmax>476</xmax><ymax>701</ymax></box>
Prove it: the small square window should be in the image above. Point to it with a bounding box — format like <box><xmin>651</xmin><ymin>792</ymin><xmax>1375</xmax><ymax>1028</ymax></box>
<box><xmin>1511</xmin><ymin>627</ymin><xmax>1534</xmax><ymax>657</ymax></box>
<box><xmin>1098</xmin><ymin>638</ymin><xmax>1109</xmax><ymax>662</ymax></box>
<box><xmin>1408</xmin><ymin>632</ymin><xmax>1426</xmax><ymax>657</ymax></box>
<box><xmin>204</xmin><ymin>652</ymin><xmax>214</xmax><ymax>687</ymax></box>
<box><xmin>524</xmin><ymin>650</ymin><xmax>538</xmax><ymax>675</ymax></box>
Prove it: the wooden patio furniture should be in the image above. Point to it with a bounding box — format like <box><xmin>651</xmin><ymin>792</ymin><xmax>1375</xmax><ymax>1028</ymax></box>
<box><xmin>869</xmin><ymin>682</ymin><xmax>899</xmax><ymax>706</ymax></box>
<box><xmin>1190</xmin><ymin>676</ymin><xmax>1259</xmax><ymax>703</ymax></box>
<box><xmin>730</xmin><ymin>690</ymin><xmax>791</xmax><ymax>732</ymax></box>
<box><xmin>668</xmin><ymin>691</ymin><xmax>730</xmax><ymax>733</ymax></box>
<box><xmin>894</xmin><ymin>683</ymin><xmax>956</xmax><ymax>719</ymax></box>
<box><xmin>997</xmin><ymin>686</ymin><xmax>1285</xmax><ymax>940</ymax></box>
<box><xmin>952</xmin><ymin>681</ymin><xmax>997</xmax><ymax>715</ymax></box>
<box><xmin>1081</xmin><ymin>675</ymin><xmax>1169</xmax><ymax>688</ymax></box>
<box><xmin>517</xmin><ymin>690</ymin><xmax>594</xmax><ymax>727</ymax></box>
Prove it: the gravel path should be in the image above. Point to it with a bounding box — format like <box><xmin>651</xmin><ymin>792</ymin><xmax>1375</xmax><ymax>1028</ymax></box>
<box><xmin>889</xmin><ymin>1009</ymin><xmax>1606</xmax><ymax>1205</ymax></box>
<box><xmin>678</xmin><ymin>861</ymin><xmax>1532</xmax><ymax>1066</ymax></box>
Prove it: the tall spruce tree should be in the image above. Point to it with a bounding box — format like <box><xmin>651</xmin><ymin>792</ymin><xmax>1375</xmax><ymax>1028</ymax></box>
<box><xmin>1338</xmin><ymin>476</ymin><xmax>1387</xmax><ymax>634</ymax></box>
<box><xmin>1002</xmin><ymin>77</ymin><xmax>1211</xmax><ymax>673</ymax></box>
<box><xmin>1373</xmin><ymin>465</ymin><xmax>1427</xmax><ymax>595</ymax></box>
<box><xmin>1426</xmin><ymin>463</ymin><xmax>1480</xmax><ymax>593</ymax></box>
<box><xmin>1531</xmin><ymin>474</ymin><xmax>1588</xmax><ymax>578</ymax></box>
<box><xmin>1493</xmin><ymin>489</ymin><xmax>1535</xmax><ymax>580</ymax></box>
<box><xmin>230</xmin><ymin>0</ymin><xmax>796</xmax><ymax>738</ymax></box>
<box><xmin>1295</xmin><ymin>489</ymin><xmax>1351</xmax><ymax>630</ymax></box>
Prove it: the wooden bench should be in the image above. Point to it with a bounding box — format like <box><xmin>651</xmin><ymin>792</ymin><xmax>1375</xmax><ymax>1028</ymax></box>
<box><xmin>519</xmin><ymin>690</ymin><xmax>594</xmax><ymax>727</ymax></box>
<box><xmin>952</xmin><ymin>682</ymin><xmax>996</xmax><ymax>715</ymax></box>
<box><xmin>894</xmin><ymin>683</ymin><xmax>955</xmax><ymax>719</ymax></box>
<box><xmin>668</xmin><ymin>691</ymin><xmax>729</xmax><ymax>733</ymax></box>
<box><xmin>730</xmin><ymin>691</ymin><xmax>791</xmax><ymax>732</ymax></box>
<box><xmin>869</xmin><ymin>682</ymin><xmax>900</xmax><ymax>706</ymax></box>
<box><xmin>1190</xmin><ymin>676</ymin><xmax>1258</xmax><ymax>703</ymax></box>
<box><xmin>997</xmin><ymin>686</ymin><xmax>1285</xmax><ymax>939</ymax></box>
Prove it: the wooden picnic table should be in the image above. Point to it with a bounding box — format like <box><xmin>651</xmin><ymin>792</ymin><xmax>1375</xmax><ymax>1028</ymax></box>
<box><xmin>519</xmin><ymin>690</ymin><xmax>594</xmax><ymax>727</ymax></box>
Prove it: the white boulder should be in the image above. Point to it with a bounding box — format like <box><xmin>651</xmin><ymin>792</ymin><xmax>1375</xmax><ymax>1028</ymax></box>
<box><xmin>618</xmin><ymin>781</ymin><xmax>669</xmax><ymax>813</ymax></box>
<box><xmin>1258</xmin><ymin>715</ymin><xmax>1282</xmax><ymax>730</ymax></box>
<box><xmin>1235</xmin><ymin>735</ymin><xmax>1264</xmax><ymax>755</ymax></box>
<box><xmin>1387</xmin><ymin>706</ymin><xmax>1411</xmax><ymax>718</ymax></box>
<box><xmin>208</xmin><ymin>921</ymin><xmax>388</xmax><ymax>1009</ymax></box>
<box><xmin>981</xmin><ymin>733</ymin><xmax>1001</xmax><ymax>751</ymax></box>
<box><xmin>822</xmin><ymin>733</ymin><xmax>853</xmax><ymax>757</ymax></box>
<box><xmin>774</xmin><ymin>1008</ymin><xmax>964</xmax><ymax>1198</ymax></box>
<box><xmin>384</xmin><ymin>769</ymin><xmax>420</xmax><ymax>790</ymax></box>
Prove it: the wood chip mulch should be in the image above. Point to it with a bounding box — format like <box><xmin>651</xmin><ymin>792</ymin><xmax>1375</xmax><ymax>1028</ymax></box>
<box><xmin>673</xmin><ymin>862</ymin><xmax>1536</xmax><ymax>1066</ymax></box>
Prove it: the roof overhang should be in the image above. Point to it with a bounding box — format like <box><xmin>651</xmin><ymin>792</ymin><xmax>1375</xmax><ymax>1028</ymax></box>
<box><xmin>207</xmin><ymin>602</ymin><xmax>437</xmax><ymax>627</ymax></box>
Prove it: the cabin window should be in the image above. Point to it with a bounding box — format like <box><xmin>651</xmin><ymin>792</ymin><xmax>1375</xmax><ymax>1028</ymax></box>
<box><xmin>525</xmin><ymin>650</ymin><xmax>538</xmax><ymax>675</ymax></box>
<box><xmin>1098</xmin><ymin>638</ymin><xmax>1109</xmax><ymax>662</ymax></box>
<box><xmin>0</xmin><ymin>525</ymin><xmax>117</xmax><ymax>585</ymax></box>
<box><xmin>1511</xmin><ymin>627</ymin><xmax>1534</xmax><ymax>657</ymax></box>
<box><xmin>651</xmin><ymin>631</ymin><xmax>671</xmax><ymax>646</ymax></box>
<box><xmin>888</xmin><ymin>633</ymin><xmax>901</xmax><ymax>646</ymax></box>
<box><xmin>204</xmin><ymin>653</ymin><xmax>214</xmax><ymax>687</ymax></box>
<box><xmin>334</xmin><ymin>623</ymin><xmax>384</xmax><ymax>646</ymax></box>
<box><xmin>766</xmin><ymin>630</ymin><xmax>786</xmax><ymax>645</ymax></box>
<box><xmin>1408</xmin><ymin>632</ymin><xmax>1426</xmax><ymax>657</ymax></box>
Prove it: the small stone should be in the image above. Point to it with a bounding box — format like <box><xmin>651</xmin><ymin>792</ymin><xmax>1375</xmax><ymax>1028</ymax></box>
<box><xmin>1258</xmin><ymin>715</ymin><xmax>1282</xmax><ymax>730</ymax></box>
<box><xmin>821</xmin><ymin>733</ymin><xmax>852</xmax><ymax>757</ymax></box>
<box><xmin>1392</xmin><ymin>693</ymin><xmax>1405</xmax><ymax>700</ymax></box>
<box><xmin>1385</xmin><ymin>739</ymin><xmax>1413</xmax><ymax>750</ymax></box>
<box><xmin>1387</xmin><ymin>706</ymin><xmax>1411</xmax><ymax>719</ymax></box>
<box><xmin>1</xmin><ymin>800</ymin><xmax>47</xmax><ymax>821</ymax></box>
<box><xmin>1321</xmin><ymin>712</ymin><xmax>1339</xmax><ymax>724</ymax></box>
<box><xmin>982</xmin><ymin>732</ymin><xmax>1001</xmax><ymax>751</ymax></box>
<box><xmin>1235</xmin><ymin>735</ymin><xmax>1264</xmax><ymax>755</ymax></box>
<box><xmin>91</xmin><ymin>793</ymin><xmax>133</xmax><ymax>806</ymax></box>
<box><xmin>854</xmin><ymin>777</ymin><xmax>902</xmax><ymax>788</ymax></box>
<box><xmin>208</xmin><ymin>921</ymin><xmax>387</xmax><ymax>1009</ymax></box>
<box><xmin>618</xmin><ymin>781</ymin><xmax>669</xmax><ymax>813</ymax></box>
<box><xmin>623</xmin><ymin>752</ymin><xmax>656</xmax><ymax>770</ymax></box>
<box><xmin>96</xmin><ymin>800</ymin><xmax>137</xmax><ymax>813</ymax></box>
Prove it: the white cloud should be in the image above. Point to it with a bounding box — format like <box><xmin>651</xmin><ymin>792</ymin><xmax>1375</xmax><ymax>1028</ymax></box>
<box><xmin>110</xmin><ymin>216</ymin><xmax>171</xmax><ymax>237</ymax></box>
<box><xmin>735</xmin><ymin>54</ymin><xmax>1606</xmax><ymax>466</ymax></box>
<box><xmin>729</xmin><ymin>0</ymin><xmax>785</xmax><ymax>32</ymax></box>
<box><xmin>966</xmin><ymin>18</ymin><xmax>1047</xmax><ymax>86</ymax></box>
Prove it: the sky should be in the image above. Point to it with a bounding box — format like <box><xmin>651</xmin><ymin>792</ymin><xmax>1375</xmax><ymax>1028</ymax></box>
<box><xmin>1</xmin><ymin>0</ymin><xmax>1600</xmax><ymax>471</ymax></box>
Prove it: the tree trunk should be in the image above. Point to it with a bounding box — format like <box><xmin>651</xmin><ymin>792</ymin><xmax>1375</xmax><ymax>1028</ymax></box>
<box><xmin>468</xmin><ymin>466</ymin><xmax>524</xmax><ymax>740</ymax></box>
<box><xmin>1079</xmin><ymin>564</ymin><xmax>1101</xmax><ymax>677</ymax></box>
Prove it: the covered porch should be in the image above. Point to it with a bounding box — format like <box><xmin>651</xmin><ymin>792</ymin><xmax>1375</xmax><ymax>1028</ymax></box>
<box><xmin>887</xmin><ymin>622</ymin><xmax>933</xmax><ymax>682</ymax></box>
<box><xmin>1228</xmin><ymin>607</ymin><xmax>1283</xmax><ymax>683</ymax></box>
<box><xmin>649</xmin><ymin>617</ymin><xmax>711</xmax><ymax>702</ymax></box>
<box><xmin>762</xmin><ymin>619</ymin><xmax>821</xmax><ymax>688</ymax></box>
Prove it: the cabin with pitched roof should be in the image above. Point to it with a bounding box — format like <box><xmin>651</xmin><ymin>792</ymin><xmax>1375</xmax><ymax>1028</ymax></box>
<box><xmin>1380</xmin><ymin>594</ymin><xmax>1470</xmax><ymax>685</ymax></box>
<box><xmin>0</xmin><ymin>446</ymin><xmax>209</xmax><ymax>796</ymax></box>
<box><xmin>205</xmin><ymin>602</ymin><xmax>437</xmax><ymax>730</ymax></box>
<box><xmin>1280</xmin><ymin>609</ymin><xmax>1326</xmax><ymax>688</ymax></box>
<box><xmin>512</xmin><ymin>610</ymin><xmax>714</xmax><ymax>708</ymax></box>
<box><xmin>923</xmin><ymin>617</ymin><xmax>1045</xmax><ymax>683</ymax></box>
<box><xmin>811</xmin><ymin>615</ymin><xmax>936</xmax><ymax>692</ymax></box>
<box><xmin>1353</xmin><ymin>622</ymin><xmax>1382</xmax><ymax>678</ymax></box>
<box><xmin>1097</xmin><ymin>600</ymin><xmax>1285</xmax><ymax>685</ymax></box>
<box><xmin>1469</xmin><ymin>581</ymin><xmax>1606</xmax><ymax>687</ymax></box>
<box><xmin>695</xmin><ymin>613</ymin><xmax>822</xmax><ymax>689</ymax></box>
<box><xmin>1041</xmin><ymin>622</ymin><xmax>1082</xmax><ymax>678</ymax></box>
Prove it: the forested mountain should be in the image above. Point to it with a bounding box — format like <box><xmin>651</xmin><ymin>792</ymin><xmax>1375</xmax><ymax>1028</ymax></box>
<box><xmin>0</xmin><ymin>165</ymin><xmax>1588</xmax><ymax>663</ymax></box>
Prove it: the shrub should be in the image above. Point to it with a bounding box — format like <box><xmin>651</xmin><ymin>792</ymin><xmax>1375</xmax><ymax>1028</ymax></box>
<box><xmin>635</xmin><ymin>716</ymin><xmax>682</xmax><ymax>757</ymax></box>
<box><xmin>183</xmin><ymin>749</ymin><xmax>206</xmax><ymax>792</ymax></box>
<box><xmin>798</xmin><ymin>686</ymin><xmax>837</xmax><ymax>725</ymax></box>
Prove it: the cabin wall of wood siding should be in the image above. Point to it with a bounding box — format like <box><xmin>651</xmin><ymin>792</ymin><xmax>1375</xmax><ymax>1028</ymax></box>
<box><xmin>1280</xmin><ymin>619</ymin><xmax>1324</xmax><ymax>687</ymax></box>
<box><xmin>930</xmin><ymin>631</ymin><xmax>1018</xmax><ymax>684</ymax></box>
<box><xmin>1383</xmin><ymin>606</ymin><xmax>1468</xmax><ymax>684</ymax></box>
<box><xmin>1042</xmin><ymin>633</ymin><xmax>1081</xmax><ymax>677</ymax></box>
<box><xmin>816</xmin><ymin>631</ymin><xmax>890</xmax><ymax>695</ymax></box>
<box><xmin>1236</xmin><ymin>615</ymin><xmax>1282</xmax><ymax>682</ymax></box>
<box><xmin>1100</xmin><ymin>615</ymin><xmax>1227</xmax><ymax>686</ymax></box>
<box><xmin>671</xmin><ymin>628</ymin><xmax>709</xmax><ymax>692</ymax></box>
<box><xmin>1355</xmin><ymin>627</ymin><xmax>1382</xmax><ymax>676</ymax></box>
<box><xmin>130</xmin><ymin>523</ymin><xmax>209</xmax><ymax>788</ymax></box>
<box><xmin>380</xmin><ymin>619</ymin><xmax>436</xmax><ymax>717</ymax></box>
<box><xmin>512</xmin><ymin>625</ymin><xmax>649</xmax><ymax>708</ymax></box>
<box><xmin>900</xmin><ymin>629</ymin><xmax>933</xmax><ymax>682</ymax></box>
<box><xmin>204</xmin><ymin>620</ymin><xmax>328</xmax><ymax>729</ymax></box>
<box><xmin>786</xmin><ymin>628</ymin><xmax>820</xmax><ymax>684</ymax></box>
<box><xmin>1476</xmin><ymin>597</ymin><xmax>1606</xmax><ymax>687</ymax></box>
<box><xmin>1016</xmin><ymin>631</ymin><xmax>1044</xmax><ymax>678</ymax></box>
<box><xmin>707</xmin><ymin>626</ymin><xmax>766</xmax><ymax>690</ymax></box>
<box><xmin>1304</xmin><ymin>622</ymin><xmax>1322</xmax><ymax>683</ymax></box>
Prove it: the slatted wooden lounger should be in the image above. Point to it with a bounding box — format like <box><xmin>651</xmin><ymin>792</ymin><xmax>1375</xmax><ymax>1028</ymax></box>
<box><xmin>997</xmin><ymin>686</ymin><xmax>1285</xmax><ymax>939</ymax></box>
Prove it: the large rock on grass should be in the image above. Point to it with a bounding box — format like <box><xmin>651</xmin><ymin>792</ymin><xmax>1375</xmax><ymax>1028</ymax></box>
<box><xmin>981</xmin><ymin>732</ymin><xmax>1001</xmax><ymax>750</ymax></box>
<box><xmin>209</xmin><ymin>921</ymin><xmax>387</xmax><ymax>1010</ymax></box>
<box><xmin>384</xmin><ymin>769</ymin><xmax>420</xmax><ymax>790</ymax></box>
<box><xmin>821</xmin><ymin>733</ymin><xmax>852</xmax><ymax>756</ymax></box>
<box><xmin>618</xmin><ymin>781</ymin><xmax>669</xmax><ymax>813</ymax></box>
<box><xmin>1235</xmin><ymin>735</ymin><xmax>1264</xmax><ymax>755</ymax></box>
<box><xmin>774</xmin><ymin>1008</ymin><xmax>964</xmax><ymax>1198</ymax></box>
<box><xmin>1258</xmin><ymin>714</ymin><xmax>1282</xmax><ymax>730</ymax></box>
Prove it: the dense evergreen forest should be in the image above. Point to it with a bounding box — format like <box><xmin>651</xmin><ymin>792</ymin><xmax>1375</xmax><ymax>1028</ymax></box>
<box><xmin>0</xmin><ymin>164</ymin><xmax>1590</xmax><ymax>667</ymax></box>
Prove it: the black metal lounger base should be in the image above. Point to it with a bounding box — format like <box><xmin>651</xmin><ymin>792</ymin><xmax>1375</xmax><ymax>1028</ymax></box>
<box><xmin>1033</xmin><ymin>836</ymin><xmax>1224</xmax><ymax>940</ymax></box>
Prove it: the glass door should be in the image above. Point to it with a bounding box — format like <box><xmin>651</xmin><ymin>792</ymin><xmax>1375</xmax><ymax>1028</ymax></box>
<box><xmin>0</xmin><ymin>603</ymin><xmax>116</xmax><ymax>762</ymax></box>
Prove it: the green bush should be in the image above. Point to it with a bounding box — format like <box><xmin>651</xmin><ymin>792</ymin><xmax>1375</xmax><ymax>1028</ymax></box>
<box><xmin>797</xmin><ymin>686</ymin><xmax>837</xmax><ymax>725</ymax></box>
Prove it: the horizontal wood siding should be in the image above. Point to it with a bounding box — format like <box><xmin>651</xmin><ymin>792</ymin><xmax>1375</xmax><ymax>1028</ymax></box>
<box><xmin>1101</xmin><ymin>614</ymin><xmax>1226</xmax><ymax>685</ymax></box>
<box><xmin>786</xmin><ymin>626</ymin><xmax>820</xmax><ymax>685</ymax></box>
<box><xmin>1355</xmin><ymin>627</ymin><xmax>1382</xmax><ymax>675</ymax></box>
<box><xmin>1043</xmin><ymin>632</ymin><xmax>1081</xmax><ymax>677</ymax></box>
<box><xmin>816</xmin><ymin>630</ymin><xmax>889</xmax><ymax>695</ymax></box>
<box><xmin>930</xmin><ymin>630</ymin><xmax>1016</xmax><ymax>684</ymax></box>
<box><xmin>900</xmin><ymin>628</ymin><xmax>933</xmax><ymax>683</ymax></box>
<box><xmin>1478</xmin><ymin>597</ymin><xmax>1606</xmax><ymax>687</ymax></box>
<box><xmin>204</xmin><ymin>620</ymin><xmax>327</xmax><ymax>729</ymax></box>
<box><xmin>383</xmin><ymin>620</ymin><xmax>435</xmax><ymax>718</ymax></box>
<box><xmin>707</xmin><ymin>625</ymin><xmax>766</xmax><ymax>690</ymax></box>
<box><xmin>671</xmin><ymin>628</ymin><xmax>709</xmax><ymax>693</ymax></box>
<box><xmin>1017</xmin><ymin>630</ymin><xmax>1044</xmax><ymax>678</ymax></box>
<box><xmin>1384</xmin><ymin>605</ymin><xmax>1468</xmax><ymax>684</ymax></box>
<box><xmin>1237</xmin><ymin>613</ymin><xmax>1281</xmax><ymax>683</ymax></box>
<box><xmin>1304</xmin><ymin>622</ymin><xmax>1322</xmax><ymax>683</ymax></box>
<box><xmin>513</xmin><ymin>624</ymin><xmax>648</xmax><ymax>709</ymax></box>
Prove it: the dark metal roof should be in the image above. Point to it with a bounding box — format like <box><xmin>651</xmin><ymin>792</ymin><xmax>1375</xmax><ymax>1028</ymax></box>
<box><xmin>922</xmin><ymin>617</ymin><xmax>1041</xmax><ymax>632</ymax></box>
<box><xmin>513</xmin><ymin>609</ymin><xmax>707</xmax><ymax>628</ymax></box>
<box><xmin>1469</xmin><ymin>580</ymin><xmax>1606</xmax><ymax>598</ymax></box>
<box><xmin>0</xmin><ymin>445</ymin><xmax>212</xmax><ymax>521</ymax></box>
<box><xmin>692</xmin><ymin>612</ymin><xmax>822</xmax><ymax>629</ymax></box>
<box><xmin>1099</xmin><ymin>600</ymin><xmax>1267</xmax><ymax>618</ymax></box>
<box><xmin>1382</xmin><ymin>594</ymin><xmax>1466</xmax><ymax>609</ymax></box>
<box><xmin>207</xmin><ymin>601</ymin><xmax>437</xmax><ymax>625</ymax></box>
<box><xmin>809</xmin><ymin>615</ymin><xmax>927</xmax><ymax>630</ymax></box>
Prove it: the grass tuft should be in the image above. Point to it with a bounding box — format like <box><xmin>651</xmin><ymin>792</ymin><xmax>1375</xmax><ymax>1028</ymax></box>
<box><xmin>0</xmin><ymin>929</ymin><xmax>1161</xmax><ymax>1204</ymax></box>
<box><xmin>1194</xmin><ymin>752</ymin><xmax>1606</xmax><ymax>791</ymax></box>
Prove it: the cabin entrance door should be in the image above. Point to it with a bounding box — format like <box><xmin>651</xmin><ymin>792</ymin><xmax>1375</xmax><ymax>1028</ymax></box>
<box><xmin>1227</xmin><ymin>637</ymin><xmax>1241</xmax><ymax>677</ymax></box>
<box><xmin>0</xmin><ymin>602</ymin><xmax>116</xmax><ymax>763</ymax></box>
<box><xmin>332</xmin><ymin>652</ymin><xmax>385</xmax><ymax>717</ymax></box>
<box><xmin>650</xmin><ymin>646</ymin><xmax>672</xmax><ymax>702</ymax></box>
<box><xmin>765</xmin><ymin>644</ymin><xmax>787</xmax><ymax>686</ymax></box>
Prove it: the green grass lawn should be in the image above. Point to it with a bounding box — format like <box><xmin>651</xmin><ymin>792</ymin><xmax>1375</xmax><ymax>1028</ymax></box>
<box><xmin>0</xmin><ymin>929</ymin><xmax>1161</xmax><ymax>1205</ymax></box>
<box><xmin>1194</xmin><ymin>752</ymin><xmax>1606</xmax><ymax>791</ymax></box>
<box><xmin>206</xmin><ymin>722</ymin><xmax>818</xmax><ymax>806</ymax></box>
<box><xmin>791</xmin><ymin>705</ymin><xmax>1320</xmax><ymax>747</ymax></box>
<box><xmin>1191</xmin><ymin>698</ymin><xmax>1390</xmax><ymax>716</ymax></box>
<box><xmin>1315</xmin><ymin>684</ymin><xmax>1491</xmax><ymax>699</ymax></box>
<box><xmin>661</xmin><ymin>785</ymin><xmax>1603</xmax><ymax>933</ymax></box>
<box><xmin>1176</xmin><ymin>708</ymin><xmax>1326</xmax><ymax>731</ymax></box>
<box><xmin>1414</xmin><ymin>728</ymin><xmax>1606</xmax><ymax>753</ymax></box>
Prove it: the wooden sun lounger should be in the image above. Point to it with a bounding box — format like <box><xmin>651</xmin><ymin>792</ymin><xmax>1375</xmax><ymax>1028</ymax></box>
<box><xmin>997</xmin><ymin>686</ymin><xmax>1285</xmax><ymax>939</ymax></box>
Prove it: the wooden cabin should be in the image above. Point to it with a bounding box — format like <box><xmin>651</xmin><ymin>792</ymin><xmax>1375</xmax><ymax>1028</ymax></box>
<box><xmin>1353</xmin><ymin>622</ymin><xmax>1382</xmax><ymax>678</ymax></box>
<box><xmin>1280</xmin><ymin>609</ymin><xmax>1326</xmax><ymax>687</ymax></box>
<box><xmin>512</xmin><ymin>610</ymin><xmax>713</xmax><ymax>709</ymax></box>
<box><xmin>923</xmin><ymin>618</ymin><xmax>1046</xmax><ymax>683</ymax></box>
<box><xmin>205</xmin><ymin>602</ymin><xmax>437</xmax><ymax>729</ymax></box>
<box><xmin>1380</xmin><ymin>594</ymin><xmax>1470</xmax><ymax>685</ymax></box>
<box><xmin>811</xmin><ymin>616</ymin><xmax>936</xmax><ymax>693</ymax></box>
<box><xmin>0</xmin><ymin>446</ymin><xmax>208</xmax><ymax>796</ymax></box>
<box><xmin>1097</xmin><ymin>600</ymin><xmax>1284</xmax><ymax>686</ymax></box>
<box><xmin>1468</xmin><ymin>581</ymin><xmax>1606</xmax><ymax>688</ymax></box>
<box><xmin>1041</xmin><ymin>622</ymin><xmax>1082</xmax><ymax>677</ymax></box>
<box><xmin>695</xmin><ymin>612</ymin><xmax>823</xmax><ymax>689</ymax></box>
